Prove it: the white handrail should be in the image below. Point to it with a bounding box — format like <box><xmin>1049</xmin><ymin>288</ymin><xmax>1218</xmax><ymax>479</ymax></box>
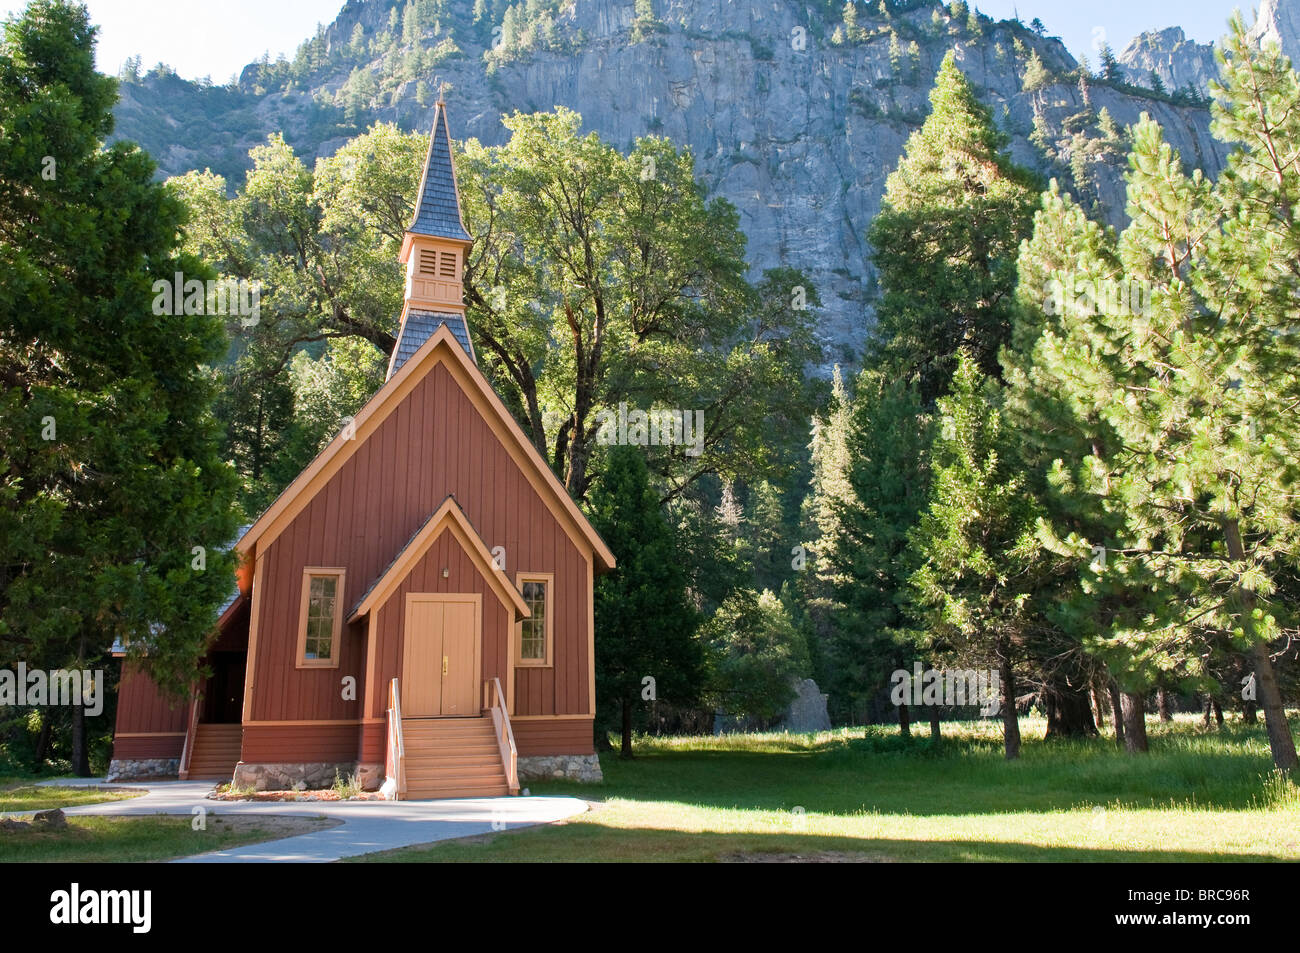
<box><xmin>485</xmin><ymin>677</ymin><xmax>518</xmax><ymax>795</ymax></box>
<box><xmin>385</xmin><ymin>677</ymin><xmax>406</xmax><ymax>799</ymax></box>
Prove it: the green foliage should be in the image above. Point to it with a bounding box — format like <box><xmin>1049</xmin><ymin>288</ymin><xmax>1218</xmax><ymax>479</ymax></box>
<box><xmin>866</xmin><ymin>51</ymin><xmax>1040</xmax><ymax>400</ymax></box>
<box><xmin>456</xmin><ymin>108</ymin><xmax>820</xmax><ymax>502</ymax></box>
<box><xmin>703</xmin><ymin>588</ymin><xmax>809</xmax><ymax>721</ymax></box>
<box><xmin>589</xmin><ymin>446</ymin><xmax>703</xmax><ymax>751</ymax></box>
<box><xmin>0</xmin><ymin>0</ymin><xmax>239</xmax><ymax>699</ymax></box>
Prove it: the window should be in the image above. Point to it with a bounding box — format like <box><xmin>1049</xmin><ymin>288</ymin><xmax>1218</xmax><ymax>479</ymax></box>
<box><xmin>515</xmin><ymin>573</ymin><xmax>553</xmax><ymax>667</ymax></box>
<box><xmin>297</xmin><ymin>568</ymin><xmax>345</xmax><ymax>669</ymax></box>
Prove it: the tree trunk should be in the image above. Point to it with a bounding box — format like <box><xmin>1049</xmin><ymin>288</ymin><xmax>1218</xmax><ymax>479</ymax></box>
<box><xmin>619</xmin><ymin>696</ymin><xmax>634</xmax><ymax>759</ymax></box>
<box><xmin>1243</xmin><ymin>701</ymin><xmax>1258</xmax><ymax>725</ymax></box>
<box><xmin>1120</xmin><ymin>692</ymin><xmax>1148</xmax><ymax>754</ymax></box>
<box><xmin>33</xmin><ymin>708</ymin><xmax>52</xmax><ymax>768</ymax></box>
<box><xmin>1248</xmin><ymin>640</ymin><xmax>1298</xmax><ymax>770</ymax></box>
<box><xmin>1223</xmin><ymin>518</ymin><xmax>1298</xmax><ymax>770</ymax></box>
<box><xmin>898</xmin><ymin>701</ymin><xmax>911</xmax><ymax>740</ymax></box>
<box><xmin>929</xmin><ymin>705</ymin><xmax>941</xmax><ymax>742</ymax></box>
<box><xmin>1203</xmin><ymin>696</ymin><xmax>1214</xmax><ymax>728</ymax></box>
<box><xmin>1091</xmin><ymin>685</ymin><xmax>1107</xmax><ymax>728</ymax></box>
<box><xmin>1107</xmin><ymin>680</ymin><xmax>1126</xmax><ymax>750</ymax></box>
<box><xmin>1213</xmin><ymin>699</ymin><xmax>1224</xmax><ymax>726</ymax></box>
<box><xmin>999</xmin><ymin>642</ymin><xmax>1020</xmax><ymax>760</ymax></box>
<box><xmin>1157</xmin><ymin>689</ymin><xmax>1173</xmax><ymax>722</ymax></box>
<box><xmin>71</xmin><ymin>634</ymin><xmax>91</xmax><ymax>776</ymax></box>
<box><xmin>1043</xmin><ymin>675</ymin><xmax>1098</xmax><ymax>738</ymax></box>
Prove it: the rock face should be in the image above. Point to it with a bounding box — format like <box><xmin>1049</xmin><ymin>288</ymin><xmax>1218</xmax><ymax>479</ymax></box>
<box><xmin>106</xmin><ymin>757</ymin><xmax>180</xmax><ymax>781</ymax></box>
<box><xmin>781</xmin><ymin>677</ymin><xmax>831</xmax><ymax>732</ymax></box>
<box><xmin>110</xmin><ymin>0</ymin><xmax>1233</xmax><ymax>369</ymax></box>
<box><xmin>232</xmin><ymin>761</ymin><xmax>352</xmax><ymax>791</ymax></box>
<box><xmin>516</xmin><ymin>753</ymin><xmax>603</xmax><ymax>783</ymax></box>
<box><xmin>1248</xmin><ymin>0</ymin><xmax>1300</xmax><ymax>64</ymax></box>
<box><xmin>1117</xmin><ymin>27</ymin><xmax>1217</xmax><ymax>95</ymax></box>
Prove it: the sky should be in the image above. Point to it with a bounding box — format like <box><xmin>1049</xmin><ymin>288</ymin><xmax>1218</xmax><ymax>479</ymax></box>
<box><xmin>0</xmin><ymin>0</ymin><xmax>1261</xmax><ymax>83</ymax></box>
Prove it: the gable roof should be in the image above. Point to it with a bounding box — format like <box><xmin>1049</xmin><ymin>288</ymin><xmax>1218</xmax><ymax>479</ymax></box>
<box><xmin>235</xmin><ymin>324</ymin><xmax>616</xmax><ymax>573</ymax></box>
<box><xmin>387</xmin><ymin>309</ymin><xmax>473</xmax><ymax>380</ymax></box>
<box><xmin>408</xmin><ymin>100</ymin><xmax>472</xmax><ymax>243</ymax></box>
<box><xmin>348</xmin><ymin>495</ymin><xmax>529</xmax><ymax>623</ymax></box>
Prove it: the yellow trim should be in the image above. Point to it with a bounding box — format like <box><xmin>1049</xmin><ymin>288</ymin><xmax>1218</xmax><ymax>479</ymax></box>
<box><xmin>511</xmin><ymin>714</ymin><xmax>596</xmax><ymax>721</ymax></box>
<box><xmin>514</xmin><ymin>571</ymin><xmax>554</xmax><ymax>668</ymax></box>
<box><xmin>364</xmin><ymin>609</ymin><xmax>380</xmax><ymax>721</ymax></box>
<box><xmin>348</xmin><ymin>497</ymin><xmax>528</xmax><ymax>622</ymax></box>
<box><xmin>240</xmin><ymin>554</ymin><xmax>265</xmax><ymax>724</ymax></box>
<box><xmin>235</xmin><ymin>325</ymin><xmax>615</xmax><ymax>573</ymax></box>
<box><xmin>242</xmin><ymin>719</ymin><xmax>369</xmax><ymax>727</ymax></box>
<box><xmin>296</xmin><ymin>567</ymin><xmax>346</xmax><ymax>669</ymax></box>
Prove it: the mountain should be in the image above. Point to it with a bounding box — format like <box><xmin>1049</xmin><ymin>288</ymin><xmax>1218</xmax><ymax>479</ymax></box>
<box><xmin>108</xmin><ymin>0</ymin><xmax>1236</xmax><ymax>367</ymax></box>
<box><xmin>1117</xmin><ymin>27</ymin><xmax>1217</xmax><ymax>96</ymax></box>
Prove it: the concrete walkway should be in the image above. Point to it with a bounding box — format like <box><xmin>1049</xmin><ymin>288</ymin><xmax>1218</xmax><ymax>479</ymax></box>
<box><xmin>18</xmin><ymin>778</ymin><xmax>587</xmax><ymax>862</ymax></box>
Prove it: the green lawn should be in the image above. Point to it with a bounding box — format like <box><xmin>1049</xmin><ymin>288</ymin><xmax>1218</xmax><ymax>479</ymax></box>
<box><xmin>356</xmin><ymin>714</ymin><xmax>1300</xmax><ymax>862</ymax></box>
<box><xmin>0</xmin><ymin>814</ymin><xmax>338</xmax><ymax>863</ymax></box>
<box><xmin>0</xmin><ymin>783</ymin><xmax>143</xmax><ymax>813</ymax></box>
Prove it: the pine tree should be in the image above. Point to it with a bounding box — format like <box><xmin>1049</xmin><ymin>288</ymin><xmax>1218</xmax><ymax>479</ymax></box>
<box><xmin>0</xmin><ymin>0</ymin><xmax>239</xmax><ymax>768</ymax></box>
<box><xmin>829</xmin><ymin>369</ymin><xmax>932</xmax><ymax>729</ymax></box>
<box><xmin>588</xmin><ymin>446</ymin><xmax>702</xmax><ymax>757</ymax></box>
<box><xmin>907</xmin><ymin>353</ymin><xmax>1043</xmax><ymax>759</ymax></box>
<box><xmin>867</xmin><ymin>51</ymin><xmax>1040</xmax><ymax>400</ymax></box>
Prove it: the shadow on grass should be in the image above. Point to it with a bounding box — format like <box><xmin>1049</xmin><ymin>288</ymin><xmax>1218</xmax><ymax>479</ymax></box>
<box><xmin>359</xmin><ymin>824</ymin><xmax>1292</xmax><ymax>863</ymax></box>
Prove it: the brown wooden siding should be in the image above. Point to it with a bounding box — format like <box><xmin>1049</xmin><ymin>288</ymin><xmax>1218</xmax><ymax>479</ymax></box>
<box><xmin>250</xmin><ymin>358</ymin><xmax>591</xmax><ymax>724</ymax></box>
<box><xmin>514</xmin><ymin>718</ymin><xmax>595</xmax><ymax>756</ymax></box>
<box><xmin>112</xmin><ymin>734</ymin><xmax>186</xmax><ymax>759</ymax></box>
<box><xmin>113</xmin><ymin>663</ymin><xmax>189</xmax><ymax>736</ymax></box>
<box><xmin>240</xmin><ymin>724</ymin><xmax>359</xmax><ymax>763</ymax></box>
<box><xmin>359</xmin><ymin>722</ymin><xmax>384</xmax><ymax>763</ymax></box>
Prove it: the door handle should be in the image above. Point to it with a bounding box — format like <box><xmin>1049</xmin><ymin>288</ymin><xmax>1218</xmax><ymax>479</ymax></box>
<box><xmin>443</xmin><ymin>655</ymin><xmax>448</xmax><ymax>676</ymax></box>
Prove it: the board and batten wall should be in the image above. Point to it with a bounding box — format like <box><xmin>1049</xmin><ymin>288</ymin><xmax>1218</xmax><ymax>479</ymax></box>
<box><xmin>245</xmin><ymin>354</ymin><xmax>594</xmax><ymax>764</ymax></box>
<box><xmin>111</xmin><ymin>663</ymin><xmax>189</xmax><ymax>760</ymax></box>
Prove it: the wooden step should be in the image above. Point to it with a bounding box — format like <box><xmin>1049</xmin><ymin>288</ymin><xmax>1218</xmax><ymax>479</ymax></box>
<box><xmin>185</xmin><ymin>723</ymin><xmax>242</xmax><ymax>780</ymax></box>
<box><xmin>404</xmin><ymin>781</ymin><xmax>509</xmax><ymax>799</ymax></box>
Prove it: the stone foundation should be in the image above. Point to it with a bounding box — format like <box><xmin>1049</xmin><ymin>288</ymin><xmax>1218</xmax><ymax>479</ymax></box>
<box><xmin>356</xmin><ymin>762</ymin><xmax>383</xmax><ymax>792</ymax></box>
<box><xmin>232</xmin><ymin>761</ymin><xmax>357</xmax><ymax>791</ymax></box>
<box><xmin>517</xmin><ymin>753</ymin><xmax>603</xmax><ymax>784</ymax></box>
<box><xmin>106</xmin><ymin>758</ymin><xmax>180</xmax><ymax>782</ymax></box>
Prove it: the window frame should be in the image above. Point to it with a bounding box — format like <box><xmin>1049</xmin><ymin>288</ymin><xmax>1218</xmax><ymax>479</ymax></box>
<box><xmin>296</xmin><ymin>567</ymin><xmax>346</xmax><ymax>670</ymax></box>
<box><xmin>514</xmin><ymin>571</ymin><xmax>554</xmax><ymax>669</ymax></box>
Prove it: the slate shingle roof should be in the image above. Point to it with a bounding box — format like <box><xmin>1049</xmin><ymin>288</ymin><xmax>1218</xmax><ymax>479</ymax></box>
<box><xmin>390</xmin><ymin>309</ymin><xmax>473</xmax><ymax>378</ymax></box>
<box><xmin>409</xmin><ymin>101</ymin><xmax>472</xmax><ymax>242</ymax></box>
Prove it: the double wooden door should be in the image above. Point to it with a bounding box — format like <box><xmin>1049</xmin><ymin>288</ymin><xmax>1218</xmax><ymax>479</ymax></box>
<box><xmin>402</xmin><ymin>594</ymin><xmax>481</xmax><ymax>716</ymax></box>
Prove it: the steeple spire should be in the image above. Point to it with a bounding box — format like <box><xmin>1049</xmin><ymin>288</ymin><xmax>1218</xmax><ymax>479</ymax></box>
<box><xmin>389</xmin><ymin>100</ymin><xmax>475</xmax><ymax>379</ymax></box>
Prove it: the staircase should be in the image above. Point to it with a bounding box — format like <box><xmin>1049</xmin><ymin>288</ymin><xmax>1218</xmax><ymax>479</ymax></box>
<box><xmin>401</xmin><ymin>716</ymin><xmax>511</xmax><ymax>799</ymax></box>
<box><xmin>185</xmin><ymin>723</ymin><xmax>242</xmax><ymax>780</ymax></box>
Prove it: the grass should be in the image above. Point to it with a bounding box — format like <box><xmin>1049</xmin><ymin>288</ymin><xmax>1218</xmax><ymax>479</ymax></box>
<box><xmin>355</xmin><ymin>714</ymin><xmax>1300</xmax><ymax>862</ymax></box>
<box><xmin>0</xmin><ymin>814</ymin><xmax>339</xmax><ymax>863</ymax></box>
<box><xmin>0</xmin><ymin>784</ymin><xmax>143</xmax><ymax>813</ymax></box>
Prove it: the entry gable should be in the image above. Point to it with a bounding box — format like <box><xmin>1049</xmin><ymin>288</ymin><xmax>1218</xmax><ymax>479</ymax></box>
<box><xmin>348</xmin><ymin>495</ymin><xmax>529</xmax><ymax>623</ymax></box>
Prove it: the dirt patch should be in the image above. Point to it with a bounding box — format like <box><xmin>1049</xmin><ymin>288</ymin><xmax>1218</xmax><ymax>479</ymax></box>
<box><xmin>203</xmin><ymin>814</ymin><xmax>343</xmax><ymax>837</ymax></box>
<box><xmin>719</xmin><ymin>850</ymin><xmax>890</xmax><ymax>863</ymax></box>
